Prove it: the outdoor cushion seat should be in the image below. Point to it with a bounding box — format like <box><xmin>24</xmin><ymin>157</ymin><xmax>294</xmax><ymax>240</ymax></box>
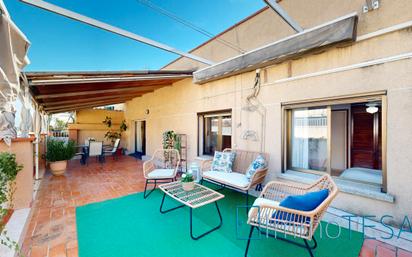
<box><xmin>201</xmin><ymin>149</ymin><xmax>270</xmax><ymax>214</ymax></box>
<box><xmin>248</xmin><ymin>197</ymin><xmax>280</xmax><ymax>218</ymax></box>
<box><xmin>203</xmin><ymin>170</ymin><xmax>250</xmax><ymax>189</ymax></box>
<box><xmin>147</xmin><ymin>168</ymin><xmax>175</xmax><ymax>179</ymax></box>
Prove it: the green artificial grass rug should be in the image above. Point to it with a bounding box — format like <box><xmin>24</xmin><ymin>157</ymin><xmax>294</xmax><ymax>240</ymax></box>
<box><xmin>76</xmin><ymin>187</ymin><xmax>364</xmax><ymax>257</ymax></box>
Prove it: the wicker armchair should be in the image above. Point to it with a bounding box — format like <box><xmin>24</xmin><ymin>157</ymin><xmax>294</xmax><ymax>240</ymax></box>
<box><xmin>200</xmin><ymin>148</ymin><xmax>269</xmax><ymax>210</ymax></box>
<box><xmin>245</xmin><ymin>174</ymin><xmax>338</xmax><ymax>257</ymax></box>
<box><xmin>142</xmin><ymin>149</ymin><xmax>180</xmax><ymax>199</ymax></box>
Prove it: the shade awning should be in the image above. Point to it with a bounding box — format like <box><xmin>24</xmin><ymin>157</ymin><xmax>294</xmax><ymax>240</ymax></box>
<box><xmin>193</xmin><ymin>13</ymin><xmax>358</xmax><ymax>84</ymax></box>
<box><xmin>27</xmin><ymin>70</ymin><xmax>193</xmax><ymax>113</ymax></box>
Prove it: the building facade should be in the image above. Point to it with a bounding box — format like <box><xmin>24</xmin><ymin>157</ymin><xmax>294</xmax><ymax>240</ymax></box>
<box><xmin>124</xmin><ymin>0</ymin><xmax>412</xmax><ymax>225</ymax></box>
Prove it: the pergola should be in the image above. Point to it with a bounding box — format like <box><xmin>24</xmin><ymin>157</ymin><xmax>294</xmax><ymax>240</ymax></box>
<box><xmin>26</xmin><ymin>70</ymin><xmax>192</xmax><ymax>113</ymax></box>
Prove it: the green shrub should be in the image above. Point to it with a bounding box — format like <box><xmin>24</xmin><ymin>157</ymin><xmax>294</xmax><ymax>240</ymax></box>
<box><xmin>0</xmin><ymin>152</ymin><xmax>23</xmax><ymax>213</ymax></box>
<box><xmin>46</xmin><ymin>139</ymin><xmax>76</xmax><ymax>162</ymax></box>
<box><xmin>0</xmin><ymin>152</ymin><xmax>23</xmax><ymax>254</ymax></box>
<box><xmin>0</xmin><ymin>152</ymin><xmax>22</xmax><ymax>183</ymax></box>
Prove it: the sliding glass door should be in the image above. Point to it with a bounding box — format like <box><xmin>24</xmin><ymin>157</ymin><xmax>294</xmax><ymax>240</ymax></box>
<box><xmin>283</xmin><ymin>94</ymin><xmax>387</xmax><ymax>191</ymax></box>
<box><xmin>290</xmin><ymin>108</ymin><xmax>328</xmax><ymax>172</ymax></box>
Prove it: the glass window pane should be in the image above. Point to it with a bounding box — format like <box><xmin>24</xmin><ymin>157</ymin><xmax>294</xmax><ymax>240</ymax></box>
<box><xmin>221</xmin><ymin>116</ymin><xmax>232</xmax><ymax>150</ymax></box>
<box><xmin>204</xmin><ymin>116</ymin><xmax>219</xmax><ymax>154</ymax></box>
<box><xmin>291</xmin><ymin>108</ymin><xmax>328</xmax><ymax>172</ymax></box>
<box><xmin>203</xmin><ymin>114</ymin><xmax>232</xmax><ymax>155</ymax></box>
<box><xmin>222</xmin><ymin>116</ymin><xmax>232</xmax><ymax>136</ymax></box>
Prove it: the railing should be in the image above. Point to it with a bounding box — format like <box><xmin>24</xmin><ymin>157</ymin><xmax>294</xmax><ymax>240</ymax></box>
<box><xmin>51</xmin><ymin>130</ymin><xmax>68</xmax><ymax>138</ymax></box>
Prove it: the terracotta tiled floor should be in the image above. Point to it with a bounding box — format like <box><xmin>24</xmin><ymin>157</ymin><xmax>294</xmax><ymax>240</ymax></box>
<box><xmin>21</xmin><ymin>156</ymin><xmax>411</xmax><ymax>257</ymax></box>
<box><xmin>360</xmin><ymin>239</ymin><xmax>412</xmax><ymax>257</ymax></box>
<box><xmin>22</xmin><ymin>156</ymin><xmax>145</xmax><ymax>257</ymax></box>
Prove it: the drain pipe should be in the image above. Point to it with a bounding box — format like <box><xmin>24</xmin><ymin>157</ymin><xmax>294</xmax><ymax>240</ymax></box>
<box><xmin>263</xmin><ymin>0</ymin><xmax>303</xmax><ymax>33</ymax></box>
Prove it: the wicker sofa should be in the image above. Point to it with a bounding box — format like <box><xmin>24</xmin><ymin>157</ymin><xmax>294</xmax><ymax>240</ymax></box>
<box><xmin>200</xmin><ymin>148</ymin><xmax>269</xmax><ymax>207</ymax></box>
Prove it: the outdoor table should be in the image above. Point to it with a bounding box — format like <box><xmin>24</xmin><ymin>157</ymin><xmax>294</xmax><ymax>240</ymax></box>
<box><xmin>159</xmin><ymin>181</ymin><xmax>224</xmax><ymax>240</ymax></box>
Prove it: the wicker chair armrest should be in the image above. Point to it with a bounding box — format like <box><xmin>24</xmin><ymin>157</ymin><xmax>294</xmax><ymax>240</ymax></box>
<box><xmin>200</xmin><ymin>159</ymin><xmax>213</xmax><ymax>174</ymax></box>
<box><xmin>260</xmin><ymin>180</ymin><xmax>307</xmax><ymax>201</ymax></box>
<box><xmin>143</xmin><ymin>159</ymin><xmax>155</xmax><ymax>177</ymax></box>
<box><xmin>173</xmin><ymin>159</ymin><xmax>181</xmax><ymax>175</ymax></box>
<box><xmin>248</xmin><ymin>204</ymin><xmax>315</xmax><ymax>226</ymax></box>
<box><xmin>249</xmin><ymin>204</ymin><xmax>316</xmax><ymax>220</ymax></box>
<box><xmin>248</xmin><ymin>167</ymin><xmax>268</xmax><ymax>188</ymax></box>
<box><xmin>260</xmin><ymin>204</ymin><xmax>314</xmax><ymax>217</ymax></box>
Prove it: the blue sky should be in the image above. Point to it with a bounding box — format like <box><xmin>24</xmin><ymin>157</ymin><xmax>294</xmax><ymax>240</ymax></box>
<box><xmin>4</xmin><ymin>0</ymin><xmax>265</xmax><ymax>71</ymax></box>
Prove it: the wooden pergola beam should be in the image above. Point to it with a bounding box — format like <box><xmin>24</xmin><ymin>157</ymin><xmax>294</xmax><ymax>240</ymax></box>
<box><xmin>40</xmin><ymin>95</ymin><xmax>134</xmax><ymax>107</ymax></box>
<box><xmin>38</xmin><ymin>90</ymin><xmax>153</xmax><ymax>103</ymax></box>
<box><xmin>35</xmin><ymin>85</ymin><xmax>165</xmax><ymax>99</ymax></box>
<box><xmin>43</xmin><ymin>98</ymin><xmax>133</xmax><ymax>110</ymax></box>
<box><xmin>44</xmin><ymin>100</ymin><xmax>129</xmax><ymax>112</ymax></box>
<box><xmin>48</xmin><ymin>105</ymin><xmax>107</xmax><ymax>114</ymax></box>
<box><xmin>29</xmin><ymin>74</ymin><xmax>192</xmax><ymax>85</ymax></box>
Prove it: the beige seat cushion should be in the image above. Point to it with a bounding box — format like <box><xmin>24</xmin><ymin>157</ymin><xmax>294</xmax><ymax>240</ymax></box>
<box><xmin>248</xmin><ymin>198</ymin><xmax>309</xmax><ymax>236</ymax></box>
<box><xmin>147</xmin><ymin>169</ymin><xmax>175</xmax><ymax>179</ymax></box>
<box><xmin>248</xmin><ymin>197</ymin><xmax>280</xmax><ymax>218</ymax></box>
<box><xmin>203</xmin><ymin>171</ymin><xmax>250</xmax><ymax>189</ymax></box>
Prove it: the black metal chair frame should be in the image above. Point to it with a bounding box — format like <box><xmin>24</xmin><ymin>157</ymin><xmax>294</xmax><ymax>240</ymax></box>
<box><xmin>159</xmin><ymin>191</ymin><xmax>223</xmax><ymax>240</ymax></box>
<box><xmin>143</xmin><ymin>177</ymin><xmax>176</xmax><ymax>199</ymax></box>
<box><xmin>244</xmin><ymin>225</ymin><xmax>318</xmax><ymax>257</ymax></box>
<box><xmin>75</xmin><ymin>145</ymin><xmax>88</xmax><ymax>165</ymax></box>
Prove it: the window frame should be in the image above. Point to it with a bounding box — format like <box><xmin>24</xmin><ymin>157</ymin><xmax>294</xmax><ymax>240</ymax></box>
<box><xmin>197</xmin><ymin>109</ymin><xmax>232</xmax><ymax>156</ymax></box>
<box><xmin>281</xmin><ymin>92</ymin><xmax>387</xmax><ymax>192</ymax></box>
<box><xmin>286</xmin><ymin>106</ymin><xmax>331</xmax><ymax>174</ymax></box>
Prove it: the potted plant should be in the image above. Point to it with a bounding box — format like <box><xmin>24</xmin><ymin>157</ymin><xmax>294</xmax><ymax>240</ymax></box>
<box><xmin>103</xmin><ymin>117</ymin><xmax>127</xmax><ymax>145</ymax></box>
<box><xmin>46</xmin><ymin>139</ymin><xmax>76</xmax><ymax>176</ymax></box>
<box><xmin>181</xmin><ymin>171</ymin><xmax>195</xmax><ymax>191</ymax></box>
<box><xmin>162</xmin><ymin>130</ymin><xmax>181</xmax><ymax>151</ymax></box>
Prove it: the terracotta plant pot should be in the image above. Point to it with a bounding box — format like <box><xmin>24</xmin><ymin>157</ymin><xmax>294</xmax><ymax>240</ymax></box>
<box><xmin>49</xmin><ymin>160</ymin><xmax>67</xmax><ymax>176</ymax></box>
<box><xmin>1</xmin><ymin>209</ymin><xmax>13</xmax><ymax>227</ymax></box>
<box><xmin>182</xmin><ymin>181</ymin><xmax>195</xmax><ymax>191</ymax></box>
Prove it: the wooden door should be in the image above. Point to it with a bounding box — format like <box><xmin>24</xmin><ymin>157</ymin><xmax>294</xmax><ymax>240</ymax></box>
<box><xmin>351</xmin><ymin>105</ymin><xmax>381</xmax><ymax>169</ymax></box>
<box><xmin>135</xmin><ymin>121</ymin><xmax>146</xmax><ymax>158</ymax></box>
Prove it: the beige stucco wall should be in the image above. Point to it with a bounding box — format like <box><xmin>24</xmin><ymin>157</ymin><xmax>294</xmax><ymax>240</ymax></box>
<box><xmin>68</xmin><ymin>109</ymin><xmax>127</xmax><ymax>148</ymax></box>
<box><xmin>125</xmin><ymin>0</ymin><xmax>412</xmax><ymax>225</ymax></box>
<box><xmin>0</xmin><ymin>139</ymin><xmax>34</xmax><ymax>210</ymax></box>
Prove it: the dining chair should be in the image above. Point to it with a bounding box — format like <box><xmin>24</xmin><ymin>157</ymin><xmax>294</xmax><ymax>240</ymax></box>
<box><xmin>88</xmin><ymin>141</ymin><xmax>103</xmax><ymax>164</ymax></box>
<box><xmin>103</xmin><ymin>138</ymin><xmax>121</xmax><ymax>161</ymax></box>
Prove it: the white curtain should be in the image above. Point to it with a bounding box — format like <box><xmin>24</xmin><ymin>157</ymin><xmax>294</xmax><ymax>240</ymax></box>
<box><xmin>292</xmin><ymin>117</ymin><xmax>310</xmax><ymax>169</ymax></box>
<box><xmin>0</xmin><ymin>1</ymin><xmax>30</xmax><ymax>144</ymax></box>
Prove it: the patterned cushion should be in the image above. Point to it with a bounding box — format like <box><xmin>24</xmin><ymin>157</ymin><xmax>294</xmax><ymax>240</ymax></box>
<box><xmin>246</xmin><ymin>155</ymin><xmax>267</xmax><ymax>180</ymax></box>
<box><xmin>211</xmin><ymin>151</ymin><xmax>236</xmax><ymax>173</ymax></box>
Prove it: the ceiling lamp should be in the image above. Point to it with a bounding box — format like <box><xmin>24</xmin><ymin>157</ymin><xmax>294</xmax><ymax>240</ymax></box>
<box><xmin>366</xmin><ymin>103</ymin><xmax>379</xmax><ymax>114</ymax></box>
